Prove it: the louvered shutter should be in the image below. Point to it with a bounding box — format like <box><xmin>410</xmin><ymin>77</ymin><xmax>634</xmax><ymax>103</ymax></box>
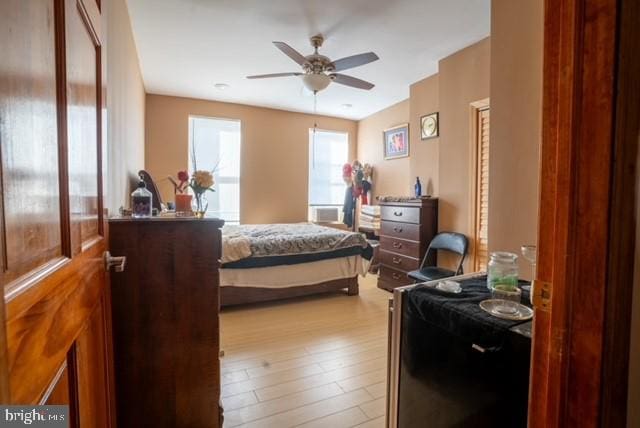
<box><xmin>475</xmin><ymin>108</ymin><xmax>490</xmax><ymax>271</ymax></box>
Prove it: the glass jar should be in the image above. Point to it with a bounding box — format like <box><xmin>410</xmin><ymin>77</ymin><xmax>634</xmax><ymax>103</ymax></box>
<box><xmin>487</xmin><ymin>251</ymin><xmax>519</xmax><ymax>291</ymax></box>
<box><xmin>131</xmin><ymin>181</ymin><xmax>152</xmax><ymax>218</ymax></box>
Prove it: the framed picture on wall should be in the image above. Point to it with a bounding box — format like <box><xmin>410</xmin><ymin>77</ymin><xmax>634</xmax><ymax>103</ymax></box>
<box><xmin>420</xmin><ymin>112</ymin><xmax>439</xmax><ymax>140</ymax></box>
<box><xmin>383</xmin><ymin>124</ymin><xmax>409</xmax><ymax>160</ymax></box>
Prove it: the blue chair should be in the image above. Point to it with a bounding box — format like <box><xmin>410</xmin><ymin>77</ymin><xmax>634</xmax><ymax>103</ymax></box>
<box><xmin>407</xmin><ymin>232</ymin><xmax>469</xmax><ymax>283</ymax></box>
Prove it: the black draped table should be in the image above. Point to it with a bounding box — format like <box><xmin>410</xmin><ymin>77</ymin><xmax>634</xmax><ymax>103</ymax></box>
<box><xmin>397</xmin><ymin>275</ymin><xmax>532</xmax><ymax>428</ymax></box>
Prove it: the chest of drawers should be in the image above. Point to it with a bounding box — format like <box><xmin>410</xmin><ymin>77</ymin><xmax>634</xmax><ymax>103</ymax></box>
<box><xmin>109</xmin><ymin>217</ymin><xmax>225</xmax><ymax>427</ymax></box>
<box><xmin>377</xmin><ymin>198</ymin><xmax>438</xmax><ymax>291</ymax></box>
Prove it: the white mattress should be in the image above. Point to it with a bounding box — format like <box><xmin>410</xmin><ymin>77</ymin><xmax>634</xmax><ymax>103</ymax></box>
<box><xmin>220</xmin><ymin>255</ymin><xmax>370</xmax><ymax>289</ymax></box>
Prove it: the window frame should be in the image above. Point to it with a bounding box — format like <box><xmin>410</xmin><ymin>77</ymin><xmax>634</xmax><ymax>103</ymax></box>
<box><xmin>307</xmin><ymin>128</ymin><xmax>350</xmax><ymax>219</ymax></box>
<box><xmin>188</xmin><ymin>115</ymin><xmax>242</xmax><ymax>223</ymax></box>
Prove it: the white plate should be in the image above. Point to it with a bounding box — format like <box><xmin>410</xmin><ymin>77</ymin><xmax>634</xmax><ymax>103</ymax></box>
<box><xmin>479</xmin><ymin>299</ymin><xmax>533</xmax><ymax>321</ymax></box>
<box><xmin>436</xmin><ymin>280</ymin><xmax>462</xmax><ymax>293</ymax></box>
<box><xmin>421</xmin><ymin>280</ymin><xmax>462</xmax><ymax>294</ymax></box>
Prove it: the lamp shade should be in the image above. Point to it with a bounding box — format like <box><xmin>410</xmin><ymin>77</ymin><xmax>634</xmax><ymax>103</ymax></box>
<box><xmin>300</xmin><ymin>73</ymin><xmax>331</xmax><ymax>92</ymax></box>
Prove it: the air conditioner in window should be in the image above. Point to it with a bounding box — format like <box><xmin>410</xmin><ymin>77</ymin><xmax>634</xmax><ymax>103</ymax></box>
<box><xmin>312</xmin><ymin>206</ymin><xmax>340</xmax><ymax>223</ymax></box>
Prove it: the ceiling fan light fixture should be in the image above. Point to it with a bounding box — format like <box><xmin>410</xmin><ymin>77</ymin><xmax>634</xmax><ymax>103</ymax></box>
<box><xmin>214</xmin><ymin>83</ymin><xmax>230</xmax><ymax>90</ymax></box>
<box><xmin>300</xmin><ymin>73</ymin><xmax>331</xmax><ymax>92</ymax></box>
<box><xmin>247</xmin><ymin>35</ymin><xmax>378</xmax><ymax>93</ymax></box>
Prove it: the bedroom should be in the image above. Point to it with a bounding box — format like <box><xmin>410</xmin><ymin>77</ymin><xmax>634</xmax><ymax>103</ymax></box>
<box><xmin>1</xmin><ymin>1</ymin><xmax>639</xmax><ymax>428</ymax></box>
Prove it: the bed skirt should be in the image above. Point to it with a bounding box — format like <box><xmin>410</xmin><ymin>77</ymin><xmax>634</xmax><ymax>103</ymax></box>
<box><xmin>220</xmin><ymin>276</ymin><xmax>358</xmax><ymax>307</ymax></box>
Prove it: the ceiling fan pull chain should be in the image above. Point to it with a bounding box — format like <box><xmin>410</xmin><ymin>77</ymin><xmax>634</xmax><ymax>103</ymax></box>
<box><xmin>312</xmin><ymin>90</ymin><xmax>318</xmax><ymax>168</ymax></box>
<box><xmin>313</xmin><ymin>90</ymin><xmax>318</xmax><ymax>132</ymax></box>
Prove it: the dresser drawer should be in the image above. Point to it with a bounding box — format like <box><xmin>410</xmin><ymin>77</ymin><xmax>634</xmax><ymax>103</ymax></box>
<box><xmin>379</xmin><ymin>265</ymin><xmax>413</xmax><ymax>287</ymax></box>
<box><xmin>379</xmin><ymin>236</ymin><xmax>422</xmax><ymax>258</ymax></box>
<box><xmin>380</xmin><ymin>206</ymin><xmax>421</xmax><ymax>224</ymax></box>
<box><xmin>379</xmin><ymin>250</ymin><xmax>420</xmax><ymax>271</ymax></box>
<box><xmin>380</xmin><ymin>221</ymin><xmax>420</xmax><ymax>241</ymax></box>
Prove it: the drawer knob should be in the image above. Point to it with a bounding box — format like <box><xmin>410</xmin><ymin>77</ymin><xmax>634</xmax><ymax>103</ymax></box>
<box><xmin>393</xmin><ymin>227</ymin><xmax>403</xmax><ymax>232</ymax></box>
<box><xmin>392</xmin><ymin>242</ymin><xmax>403</xmax><ymax>249</ymax></box>
<box><xmin>392</xmin><ymin>273</ymin><xmax>402</xmax><ymax>280</ymax></box>
<box><xmin>393</xmin><ymin>211</ymin><xmax>403</xmax><ymax>216</ymax></box>
<box><xmin>392</xmin><ymin>257</ymin><xmax>402</xmax><ymax>265</ymax></box>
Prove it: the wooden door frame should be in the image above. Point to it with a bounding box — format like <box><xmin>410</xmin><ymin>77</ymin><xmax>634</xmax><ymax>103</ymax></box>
<box><xmin>530</xmin><ymin>0</ymin><xmax>640</xmax><ymax>426</ymax></box>
<box><xmin>0</xmin><ymin>296</ymin><xmax>8</xmax><ymax>402</ymax></box>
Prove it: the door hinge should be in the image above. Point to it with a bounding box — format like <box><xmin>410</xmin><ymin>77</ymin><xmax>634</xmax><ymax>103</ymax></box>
<box><xmin>532</xmin><ymin>280</ymin><xmax>552</xmax><ymax>311</ymax></box>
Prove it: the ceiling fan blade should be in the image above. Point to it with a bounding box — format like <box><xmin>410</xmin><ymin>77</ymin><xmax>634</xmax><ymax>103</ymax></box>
<box><xmin>330</xmin><ymin>52</ymin><xmax>379</xmax><ymax>72</ymax></box>
<box><xmin>273</xmin><ymin>41</ymin><xmax>308</xmax><ymax>66</ymax></box>
<box><xmin>331</xmin><ymin>73</ymin><xmax>375</xmax><ymax>90</ymax></box>
<box><xmin>246</xmin><ymin>72</ymin><xmax>302</xmax><ymax>79</ymax></box>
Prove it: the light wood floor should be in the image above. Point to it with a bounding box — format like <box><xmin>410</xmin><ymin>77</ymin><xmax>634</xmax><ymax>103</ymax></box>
<box><xmin>220</xmin><ymin>274</ymin><xmax>390</xmax><ymax>428</ymax></box>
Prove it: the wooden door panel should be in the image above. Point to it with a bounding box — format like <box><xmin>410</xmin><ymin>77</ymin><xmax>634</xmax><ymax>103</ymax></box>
<box><xmin>1</xmin><ymin>0</ymin><xmax>111</xmax><ymax>417</ymax></box>
<box><xmin>65</xmin><ymin>0</ymin><xmax>103</xmax><ymax>256</ymax></box>
<box><xmin>5</xmin><ymin>241</ymin><xmax>106</xmax><ymax>403</ymax></box>
<box><xmin>75</xmin><ymin>297</ymin><xmax>111</xmax><ymax>427</ymax></box>
<box><xmin>43</xmin><ymin>363</ymin><xmax>71</xmax><ymax>405</ymax></box>
<box><xmin>0</xmin><ymin>0</ymin><xmax>63</xmax><ymax>286</ymax></box>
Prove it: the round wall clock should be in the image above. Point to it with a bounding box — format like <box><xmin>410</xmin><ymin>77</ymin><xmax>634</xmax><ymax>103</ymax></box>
<box><xmin>421</xmin><ymin>112</ymin><xmax>439</xmax><ymax>140</ymax></box>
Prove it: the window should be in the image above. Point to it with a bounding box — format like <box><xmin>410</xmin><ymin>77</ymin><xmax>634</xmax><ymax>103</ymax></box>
<box><xmin>189</xmin><ymin>116</ymin><xmax>241</xmax><ymax>223</ymax></box>
<box><xmin>308</xmin><ymin>129</ymin><xmax>349</xmax><ymax>220</ymax></box>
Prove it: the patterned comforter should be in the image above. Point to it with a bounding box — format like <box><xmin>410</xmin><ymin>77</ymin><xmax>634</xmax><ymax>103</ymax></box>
<box><xmin>221</xmin><ymin>223</ymin><xmax>372</xmax><ymax>269</ymax></box>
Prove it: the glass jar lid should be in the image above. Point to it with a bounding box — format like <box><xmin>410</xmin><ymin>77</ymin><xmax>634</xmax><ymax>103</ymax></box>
<box><xmin>489</xmin><ymin>251</ymin><xmax>518</xmax><ymax>263</ymax></box>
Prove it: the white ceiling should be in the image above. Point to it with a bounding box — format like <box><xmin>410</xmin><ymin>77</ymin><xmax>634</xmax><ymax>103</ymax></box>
<box><xmin>126</xmin><ymin>0</ymin><xmax>490</xmax><ymax>120</ymax></box>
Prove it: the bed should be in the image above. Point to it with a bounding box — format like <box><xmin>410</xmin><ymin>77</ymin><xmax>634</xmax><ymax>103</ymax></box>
<box><xmin>220</xmin><ymin>223</ymin><xmax>373</xmax><ymax>306</ymax></box>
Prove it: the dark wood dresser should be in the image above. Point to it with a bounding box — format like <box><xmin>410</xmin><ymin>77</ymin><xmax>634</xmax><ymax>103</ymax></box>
<box><xmin>108</xmin><ymin>217</ymin><xmax>225</xmax><ymax>427</ymax></box>
<box><xmin>377</xmin><ymin>198</ymin><xmax>438</xmax><ymax>291</ymax></box>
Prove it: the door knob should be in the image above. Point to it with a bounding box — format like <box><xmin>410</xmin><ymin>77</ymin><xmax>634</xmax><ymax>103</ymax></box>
<box><xmin>104</xmin><ymin>251</ymin><xmax>126</xmax><ymax>272</ymax></box>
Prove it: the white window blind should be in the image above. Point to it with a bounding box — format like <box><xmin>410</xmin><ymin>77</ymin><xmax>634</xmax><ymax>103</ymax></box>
<box><xmin>189</xmin><ymin>116</ymin><xmax>241</xmax><ymax>223</ymax></box>
<box><xmin>308</xmin><ymin>130</ymin><xmax>349</xmax><ymax>208</ymax></box>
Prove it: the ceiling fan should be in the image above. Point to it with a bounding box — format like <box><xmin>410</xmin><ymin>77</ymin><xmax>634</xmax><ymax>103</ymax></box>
<box><xmin>247</xmin><ymin>34</ymin><xmax>379</xmax><ymax>92</ymax></box>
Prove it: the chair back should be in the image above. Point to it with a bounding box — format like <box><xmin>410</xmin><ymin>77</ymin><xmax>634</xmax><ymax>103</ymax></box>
<box><xmin>423</xmin><ymin>232</ymin><xmax>469</xmax><ymax>275</ymax></box>
<box><xmin>428</xmin><ymin>232</ymin><xmax>468</xmax><ymax>255</ymax></box>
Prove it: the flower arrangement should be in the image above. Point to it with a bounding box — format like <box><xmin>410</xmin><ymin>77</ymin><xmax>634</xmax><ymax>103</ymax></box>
<box><xmin>190</xmin><ymin>170</ymin><xmax>215</xmax><ymax>217</ymax></box>
<box><xmin>191</xmin><ymin>170</ymin><xmax>215</xmax><ymax>194</ymax></box>
<box><xmin>166</xmin><ymin>139</ymin><xmax>219</xmax><ymax>217</ymax></box>
<box><xmin>168</xmin><ymin>170</ymin><xmax>190</xmax><ymax>194</ymax></box>
<box><xmin>167</xmin><ymin>169</ymin><xmax>216</xmax><ymax>217</ymax></box>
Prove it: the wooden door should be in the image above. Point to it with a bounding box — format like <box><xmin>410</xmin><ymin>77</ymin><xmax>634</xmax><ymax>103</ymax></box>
<box><xmin>472</xmin><ymin>105</ymin><xmax>490</xmax><ymax>272</ymax></box>
<box><xmin>0</xmin><ymin>0</ymin><xmax>114</xmax><ymax>424</ymax></box>
<box><xmin>530</xmin><ymin>0</ymin><xmax>639</xmax><ymax>426</ymax></box>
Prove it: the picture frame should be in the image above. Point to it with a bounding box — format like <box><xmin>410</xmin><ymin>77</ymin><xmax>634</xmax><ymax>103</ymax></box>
<box><xmin>420</xmin><ymin>112</ymin><xmax>439</xmax><ymax>140</ymax></box>
<box><xmin>383</xmin><ymin>124</ymin><xmax>410</xmax><ymax>160</ymax></box>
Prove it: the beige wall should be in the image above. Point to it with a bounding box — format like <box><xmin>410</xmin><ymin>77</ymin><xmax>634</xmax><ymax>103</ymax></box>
<box><xmin>145</xmin><ymin>94</ymin><xmax>358</xmax><ymax>224</ymax></box>
<box><xmin>409</xmin><ymin>75</ymin><xmax>439</xmax><ymax>197</ymax></box>
<box><xmin>106</xmin><ymin>0</ymin><xmax>146</xmax><ymax>214</ymax></box>
<box><xmin>355</xmin><ymin>79</ymin><xmax>439</xmax><ymax>202</ymax></box>
<box><xmin>488</xmin><ymin>0</ymin><xmax>543</xmax><ymax>278</ymax></box>
<box><xmin>355</xmin><ymin>39</ymin><xmax>490</xmax><ymax>271</ymax></box>
<box><xmin>355</xmin><ymin>100</ymin><xmax>411</xmax><ymax>200</ymax></box>
<box><xmin>105</xmin><ymin>0</ymin><xmax>145</xmax><ymax>214</ymax></box>
<box><xmin>438</xmin><ymin>38</ymin><xmax>491</xmax><ymax>271</ymax></box>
